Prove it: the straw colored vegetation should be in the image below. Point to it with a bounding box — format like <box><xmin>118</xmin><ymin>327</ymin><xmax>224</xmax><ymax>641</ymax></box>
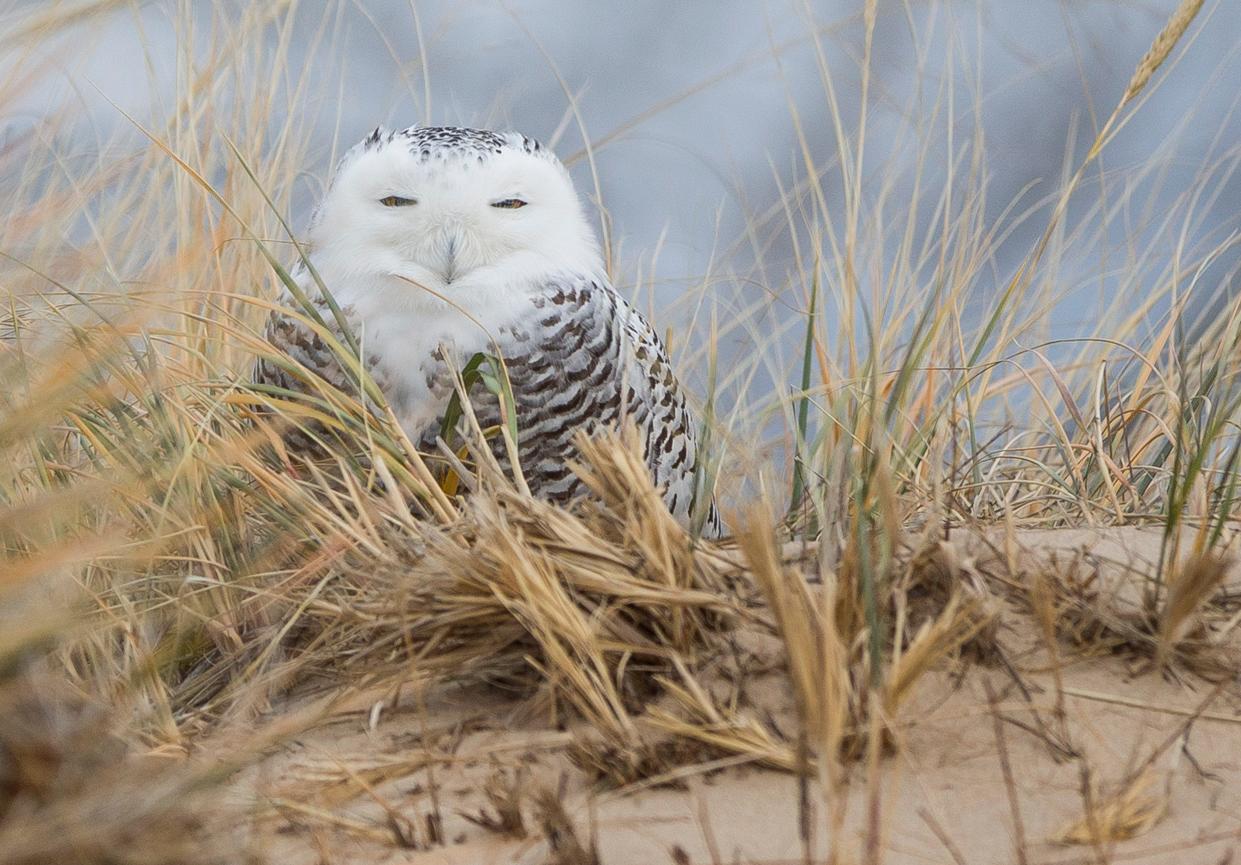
<box><xmin>3</xmin><ymin>0</ymin><xmax>1240</xmax><ymax>862</ymax></box>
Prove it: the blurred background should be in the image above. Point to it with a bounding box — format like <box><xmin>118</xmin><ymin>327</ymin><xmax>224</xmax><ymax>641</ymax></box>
<box><xmin>2</xmin><ymin>0</ymin><xmax>1238</xmax><ymax>453</ymax></box>
<box><xmin>7</xmin><ymin>4</ymin><xmax>1237</xmax><ymax>278</ymax></box>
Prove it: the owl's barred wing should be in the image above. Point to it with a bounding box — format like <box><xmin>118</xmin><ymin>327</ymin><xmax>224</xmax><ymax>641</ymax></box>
<box><xmin>464</xmin><ymin>277</ymin><xmax>628</xmax><ymax>501</ymax></box>
<box><xmin>254</xmin><ymin>301</ymin><xmax>357</xmax><ymax>397</ymax></box>
<box><xmin>255</xmin><ymin>275</ymin><xmax>720</xmax><ymax>536</ymax></box>
<box><xmin>252</xmin><ymin>298</ymin><xmax>399</xmax><ymax>453</ymax></box>
<box><xmin>478</xmin><ymin>275</ymin><xmax>719</xmax><ymax>535</ymax></box>
<box><xmin>613</xmin><ymin>289</ymin><xmax>721</xmax><ymax>536</ymax></box>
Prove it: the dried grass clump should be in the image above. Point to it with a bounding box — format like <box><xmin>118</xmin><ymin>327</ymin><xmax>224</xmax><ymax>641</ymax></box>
<box><xmin>1155</xmin><ymin>553</ymin><xmax>1234</xmax><ymax>670</ymax></box>
<box><xmin>0</xmin><ymin>477</ymin><xmax>258</xmax><ymax>865</ymax></box>
<box><xmin>532</xmin><ymin>787</ymin><xmax>600</xmax><ymax>865</ymax></box>
<box><xmin>740</xmin><ymin>512</ymin><xmax>995</xmax><ymax>763</ymax></box>
<box><xmin>191</xmin><ymin>426</ymin><xmax>761</xmax><ymax>791</ymax></box>
<box><xmin>899</xmin><ymin>538</ymin><xmax>1002</xmax><ymax>663</ymax></box>
<box><xmin>461</xmin><ymin>768</ymin><xmax>529</xmax><ymax>838</ymax></box>
<box><xmin>1058</xmin><ymin>770</ymin><xmax>1168</xmax><ymax>846</ymax></box>
<box><xmin>0</xmin><ymin>666</ymin><xmax>257</xmax><ymax>865</ymax></box>
<box><xmin>290</xmin><ymin>427</ymin><xmax>741</xmax><ymax>688</ymax></box>
<box><xmin>1017</xmin><ymin>550</ymin><xmax>1237</xmax><ymax>678</ymax></box>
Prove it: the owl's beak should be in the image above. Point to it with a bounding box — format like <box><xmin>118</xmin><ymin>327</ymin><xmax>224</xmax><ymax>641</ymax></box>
<box><xmin>427</xmin><ymin>221</ymin><xmax>474</xmax><ymax>287</ymax></box>
<box><xmin>441</xmin><ymin>234</ymin><xmax>458</xmax><ymax>284</ymax></box>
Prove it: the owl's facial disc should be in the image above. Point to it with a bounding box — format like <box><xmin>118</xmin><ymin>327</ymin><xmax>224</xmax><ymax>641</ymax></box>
<box><xmin>308</xmin><ymin>128</ymin><xmax>601</xmax><ymax>299</ymax></box>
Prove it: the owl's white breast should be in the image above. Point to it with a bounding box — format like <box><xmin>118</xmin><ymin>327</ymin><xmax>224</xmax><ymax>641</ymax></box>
<box><xmin>298</xmin><ymin>258</ymin><xmax>558</xmax><ymax>440</ymax></box>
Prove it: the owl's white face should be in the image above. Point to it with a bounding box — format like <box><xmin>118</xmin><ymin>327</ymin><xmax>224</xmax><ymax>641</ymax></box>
<box><xmin>305</xmin><ymin>127</ymin><xmax>600</xmax><ymax>311</ymax></box>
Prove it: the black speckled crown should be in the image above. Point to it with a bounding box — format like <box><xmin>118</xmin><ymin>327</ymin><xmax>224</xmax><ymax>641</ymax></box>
<box><xmin>313</xmin><ymin>124</ymin><xmax>566</xmax><ymax>227</ymax></box>
<box><xmin>352</xmin><ymin>125</ymin><xmax>553</xmax><ymax>166</ymax></box>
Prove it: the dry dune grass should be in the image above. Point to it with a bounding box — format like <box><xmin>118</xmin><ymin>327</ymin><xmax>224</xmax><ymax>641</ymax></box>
<box><xmin>3</xmin><ymin>0</ymin><xmax>1241</xmax><ymax>862</ymax></box>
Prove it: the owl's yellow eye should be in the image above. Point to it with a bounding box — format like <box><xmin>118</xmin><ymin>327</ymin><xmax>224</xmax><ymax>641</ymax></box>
<box><xmin>491</xmin><ymin>198</ymin><xmax>528</xmax><ymax>209</ymax></box>
<box><xmin>379</xmin><ymin>195</ymin><xmax>417</xmax><ymax>207</ymax></box>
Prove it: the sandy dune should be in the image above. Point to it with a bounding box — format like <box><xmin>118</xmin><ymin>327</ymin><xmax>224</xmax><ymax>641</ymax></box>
<box><xmin>247</xmin><ymin>527</ymin><xmax>1241</xmax><ymax>864</ymax></box>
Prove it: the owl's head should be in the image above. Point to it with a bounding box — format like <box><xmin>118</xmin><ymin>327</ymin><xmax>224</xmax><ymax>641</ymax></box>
<box><xmin>305</xmin><ymin>126</ymin><xmax>600</xmax><ymax>305</ymax></box>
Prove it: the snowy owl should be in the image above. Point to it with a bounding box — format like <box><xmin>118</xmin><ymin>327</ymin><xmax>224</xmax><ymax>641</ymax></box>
<box><xmin>256</xmin><ymin>125</ymin><xmax>719</xmax><ymax>535</ymax></box>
